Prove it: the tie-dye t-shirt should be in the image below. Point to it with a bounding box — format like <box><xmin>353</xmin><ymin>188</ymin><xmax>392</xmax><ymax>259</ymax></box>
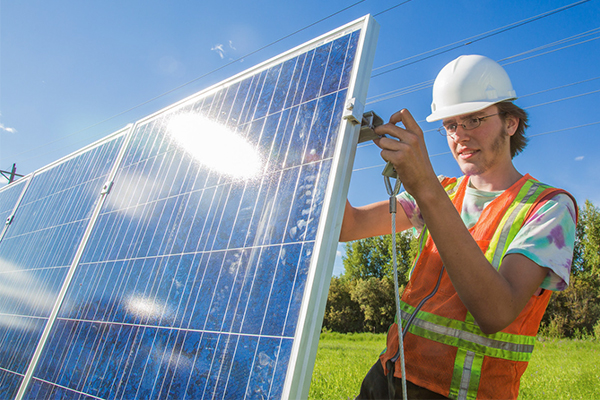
<box><xmin>397</xmin><ymin>177</ymin><xmax>577</xmax><ymax>291</ymax></box>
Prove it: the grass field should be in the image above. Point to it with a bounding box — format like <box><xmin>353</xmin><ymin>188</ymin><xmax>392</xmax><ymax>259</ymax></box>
<box><xmin>309</xmin><ymin>332</ymin><xmax>600</xmax><ymax>400</ymax></box>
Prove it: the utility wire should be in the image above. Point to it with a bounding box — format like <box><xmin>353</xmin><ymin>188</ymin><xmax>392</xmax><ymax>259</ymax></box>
<box><xmin>497</xmin><ymin>27</ymin><xmax>600</xmax><ymax>64</ymax></box>
<box><xmin>13</xmin><ymin>0</ymin><xmax>369</xmax><ymax>159</ymax></box>
<box><xmin>373</xmin><ymin>0</ymin><xmax>413</xmax><ymax>17</ymax></box>
<box><xmin>528</xmin><ymin>121</ymin><xmax>600</xmax><ymax>137</ymax></box>
<box><xmin>519</xmin><ymin>76</ymin><xmax>600</xmax><ymax>99</ymax></box>
<box><xmin>358</xmin><ymin>86</ymin><xmax>600</xmax><ymax>151</ymax></box>
<box><xmin>501</xmin><ymin>35</ymin><xmax>600</xmax><ymax>67</ymax></box>
<box><xmin>524</xmin><ymin>88</ymin><xmax>600</xmax><ymax>109</ymax></box>
<box><xmin>370</xmin><ymin>0</ymin><xmax>592</xmax><ymax>78</ymax></box>
<box><xmin>14</xmin><ymin>0</ymin><xmax>419</xmax><ymax>165</ymax></box>
<box><xmin>352</xmin><ymin>120</ymin><xmax>599</xmax><ymax>173</ymax></box>
<box><xmin>366</xmin><ymin>30</ymin><xmax>600</xmax><ymax>105</ymax></box>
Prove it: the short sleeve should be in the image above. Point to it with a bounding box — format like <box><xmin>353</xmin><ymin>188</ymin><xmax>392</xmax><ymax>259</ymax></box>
<box><xmin>397</xmin><ymin>190</ymin><xmax>423</xmax><ymax>231</ymax></box>
<box><xmin>396</xmin><ymin>176</ymin><xmax>449</xmax><ymax>232</ymax></box>
<box><xmin>504</xmin><ymin>193</ymin><xmax>577</xmax><ymax>291</ymax></box>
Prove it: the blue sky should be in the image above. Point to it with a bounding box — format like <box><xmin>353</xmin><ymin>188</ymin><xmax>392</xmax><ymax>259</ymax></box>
<box><xmin>1</xmin><ymin>0</ymin><xmax>599</xmax><ymax>276</ymax></box>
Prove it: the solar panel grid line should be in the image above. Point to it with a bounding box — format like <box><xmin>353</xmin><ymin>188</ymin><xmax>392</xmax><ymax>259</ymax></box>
<box><xmin>156</xmin><ymin>320</ymin><xmax>193</xmax><ymax>397</ymax></box>
<box><xmin>134</xmin><ymin>327</ymin><xmax>167</xmax><ymax>398</ymax></box>
<box><xmin>136</xmin><ymin>257</ymin><xmax>198</xmax><ymax>389</ymax></box>
<box><xmin>14</xmin><ymin>128</ymin><xmax>133</xmax><ymax>400</ymax></box>
<box><xmin>30</xmin><ymin>376</ymin><xmax>105</xmax><ymax>400</ymax></box>
<box><xmin>294</xmin><ymin>50</ymin><xmax>315</xmax><ymax>107</ymax></box>
<box><xmin>136</xmin><ymin>167</ymin><xmax>181</xmax><ymax>257</ymax></box>
<box><xmin>119</xmin><ymin>167</ymin><xmax>170</xmax><ymax>259</ymax></box>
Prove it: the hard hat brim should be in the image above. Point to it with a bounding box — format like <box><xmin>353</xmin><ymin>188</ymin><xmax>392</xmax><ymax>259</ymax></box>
<box><xmin>426</xmin><ymin>97</ymin><xmax>516</xmax><ymax>123</ymax></box>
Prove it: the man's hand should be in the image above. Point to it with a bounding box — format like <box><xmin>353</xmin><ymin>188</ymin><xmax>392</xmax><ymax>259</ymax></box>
<box><xmin>373</xmin><ymin>109</ymin><xmax>439</xmax><ymax>200</ymax></box>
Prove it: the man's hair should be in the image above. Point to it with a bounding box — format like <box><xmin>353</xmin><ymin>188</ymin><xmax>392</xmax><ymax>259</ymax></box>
<box><xmin>496</xmin><ymin>101</ymin><xmax>528</xmax><ymax>158</ymax></box>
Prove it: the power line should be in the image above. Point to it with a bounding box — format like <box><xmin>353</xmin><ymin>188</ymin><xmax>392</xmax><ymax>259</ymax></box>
<box><xmin>366</xmin><ymin>30</ymin><xmax>600</xmax><ymax>105</ymax></box>
<box><xmin>13</xmin><ymin>0</ymin><xmax>369</xmax><ymax>160</ymax></box>
<box><xmin>524</xmin><ymin>88</ymin><xmax>600</xmax><ymax>109</ymax></box>
<box><xmin>373</xmin><ymin>0</ymin><xmax>413</xmax><ymax>17</ymax></box>
<box><xmin>497</xmin><ymin>27</ymin><xmax>600</xmax><ymax>64</ymax></box>
<box><xmin>353</xmin><ymin>121</ymin><xmax>600</xmax><ymax>173</ymax></box>
<box><xmin>500</xmin><ymin>35</ymin><xmax>600</xmax><ymax>67</ymax></box>
<box><xmin>366</xmin><ymin>80</ymin><xmax>434</xmax><ymax>105</ymax></box>
<box><xmin>528</xmin><ymin>121</ymin><xmax>600</xmax><ymax>137</ymax></box>
<box><xmin>521</xmin><ymin>76</ymin><xmax>600</xmax><ymax>99</ymax></box>
<box><xmin>358</xmin><ymin>86</ymin><xmax>600</xmax><ymax>151</ymax></box>
<box><xmin>14</xmin><ymin>0</ymin><xmax>422</xmax><ymax>166</ymax></box>
<box><xmin>370</xmin><ymin>0</ymin><xmax>592</xmax><ymax>78</ymax></box>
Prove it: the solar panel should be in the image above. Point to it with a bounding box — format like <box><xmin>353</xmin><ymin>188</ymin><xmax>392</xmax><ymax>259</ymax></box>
<box><xmin>0</xmin><ymin>15</ymin><xmax>378</xmax><ymax>399</ymax></box>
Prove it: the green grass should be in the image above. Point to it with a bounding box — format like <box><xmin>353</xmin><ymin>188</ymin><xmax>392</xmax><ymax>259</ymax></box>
<box><xmin>309</xmin><ymin>333</ymin><xmax>600</xmax><ymax>400</ymax></box>
<box><xmin>309</xmin><ymin>332</ymin><xmax>386</xmax><ymax>400</ymax></box>
<box><xmin>518</xmin><ymin>337</ymin><xmax>600</xmax><ymax>399</ymax></box>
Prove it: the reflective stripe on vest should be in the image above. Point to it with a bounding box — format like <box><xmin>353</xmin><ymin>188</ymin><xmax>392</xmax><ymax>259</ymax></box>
<box><xmin>400</xmin><ymin>306</ymin><xmax>535</xmax><ymax>362</ymax></box>
<box><xmin>485</xmin><ymin>179</ymin><xmax>553</xmax><ymax>270</ymax></box>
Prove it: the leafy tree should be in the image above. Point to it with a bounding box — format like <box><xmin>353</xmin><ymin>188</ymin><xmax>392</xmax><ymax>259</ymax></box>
<box><xmin>541</xmin><ymin>200</ymin><xmax>600</xmax><ymax>337</ymax></box>
<box><xmin>322</xmin><ymin>232</ymin><xmax>418</xmax><ymax>333</ymax></box>
<box><xmin>322</xmin><ymin>277</ymin><xmax>363</xmax><ymax>333</ymax></box>
<box><xmin>578</xmin><ymin>200</ymin><xmax>600</xmax><ymax>277</ymax></box>
<box><xmin>343</xmin><ymin>231</ymin><xmax>417</xmax><ymax>285</ymax></box>
<box><xmin>351</xmin><ymin>277</ymin><xmax>398</xmax><ymax>333</ymax></box>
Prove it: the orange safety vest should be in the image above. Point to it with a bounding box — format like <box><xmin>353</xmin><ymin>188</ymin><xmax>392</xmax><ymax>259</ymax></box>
<box><xmin>380</xmin><ymin>174</ymin><xmax>576</xmax><ymax>400</ymax></box>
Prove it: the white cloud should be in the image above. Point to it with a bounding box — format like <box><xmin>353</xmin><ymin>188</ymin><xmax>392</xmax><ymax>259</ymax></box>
<box><xmin>211</xmin><ymin>41</ymin><xmax>236</xmax><ymax>60</ymax></box>
<box><xmin>575</xmin><ymin>156</ymin><xmax>585</xmax><ymax>161</ymax></box>
<box><xmin>0</xmin><ymin>122</ymin><xmax>16</xmax><ymax>134</ymax></box>
<box><xmin>211</xmin><ymin>43</ymin><xmax>225</xmax><ymax>59</ymax></box>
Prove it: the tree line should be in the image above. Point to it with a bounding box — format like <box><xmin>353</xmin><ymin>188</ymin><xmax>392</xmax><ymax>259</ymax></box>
<box><xmin>323</xmin><ymin>200</ymin><xmax>600</xmax><ymax>339</ymax></box>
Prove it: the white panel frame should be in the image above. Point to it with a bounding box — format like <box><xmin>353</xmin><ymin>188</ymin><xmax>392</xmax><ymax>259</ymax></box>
<box><xmin>282</xmin><ymin>14</ymin><xmax>379</xmax><ymax>400</ymax></box>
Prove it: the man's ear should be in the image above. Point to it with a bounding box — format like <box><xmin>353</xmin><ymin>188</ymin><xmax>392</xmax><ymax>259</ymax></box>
<box><xmin>505</xmin><ymin>114</ymin><xmax>519</xmax><ymax>137</ymax></box>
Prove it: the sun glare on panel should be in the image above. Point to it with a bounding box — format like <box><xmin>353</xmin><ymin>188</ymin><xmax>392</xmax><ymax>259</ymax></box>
<box><xmin>167</xmin><ymin>113</ymin><xmax>263</xmax><ymax>179</ymax></box>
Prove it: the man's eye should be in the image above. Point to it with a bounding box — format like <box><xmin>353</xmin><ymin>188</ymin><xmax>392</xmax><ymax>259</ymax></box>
<box><xmin>447</xmin><ymin>123</ymin><xmax>458</xmax><ymax>131</ymax></box>
<box><xmin>467</xmin><ymin>118</ymin><xmax>479</xmax><ymax>126</ymax></box>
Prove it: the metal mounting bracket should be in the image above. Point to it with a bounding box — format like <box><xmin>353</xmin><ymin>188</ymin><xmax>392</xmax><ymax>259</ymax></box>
<box><xmin>356</xmin><ymin>110</ymin><xmax>398</xmax><ymax>179</ymax></box>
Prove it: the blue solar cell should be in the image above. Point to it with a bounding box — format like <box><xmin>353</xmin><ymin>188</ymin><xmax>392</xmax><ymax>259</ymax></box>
<box><xmin>320</xmin><ymin>34</ymin><xmax>351</xmax><ymax>96</ymax></box>
<box><xmin>254</xmin><ymin>64</ymin><xmax>282</xmax><ymax>120</ymax></box>
<box><xmin>340</xmin><ymin>30</ymin><xmax>361</xmax><ymax>91</ymax></box>
<box><xmin>0</xmin><ymin>369</ymin><xmax>22</xmax><ymax>399</ymax></box>
<box><xmin>283</xmin><ymin>242</ymin><xmax>313</xmax><ymax>337</ymax></box>
<box><xmin>284</xmin><ymin>53</ymin><xmax>306</xmax><ymax>111</ymax></box>
<box><xmin>302</xmin><ymin>41</ymin><xmax>332</xmax><ymax>103</ymax></box>
<box><xmin>293</xmin><ymin>49</ymin><xmax>315</xmax><ymax>107</ymax></box>
<box><xmin>268</xmin><ymin>58</ymin><xmax>296</xmax><ymax>116</ymax></box>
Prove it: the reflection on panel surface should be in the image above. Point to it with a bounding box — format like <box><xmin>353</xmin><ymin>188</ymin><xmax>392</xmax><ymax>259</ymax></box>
<box><xmin>0</xmin><ymin>16</ymin><xmax>376</xmax><ymax>400</ymax></box>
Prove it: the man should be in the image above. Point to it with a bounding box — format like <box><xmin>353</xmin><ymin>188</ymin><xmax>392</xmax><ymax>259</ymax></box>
<box><xmin>340</xmin><ymin>55</ymin><xmax>577</xmax><ymax>399</ymax></box>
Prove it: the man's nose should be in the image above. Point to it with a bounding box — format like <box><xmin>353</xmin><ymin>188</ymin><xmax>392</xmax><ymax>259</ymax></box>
<box><xmin>450</xmin><ymin>125</ymin><xmax>469</xmax><ymax>142</ymax></box>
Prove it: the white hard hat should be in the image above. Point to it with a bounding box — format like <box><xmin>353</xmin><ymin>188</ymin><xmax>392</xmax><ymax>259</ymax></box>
<box><xmin>426</xmin><ymin>55</ymin><xmax>517</xmax><ymax>122</ymax></box>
